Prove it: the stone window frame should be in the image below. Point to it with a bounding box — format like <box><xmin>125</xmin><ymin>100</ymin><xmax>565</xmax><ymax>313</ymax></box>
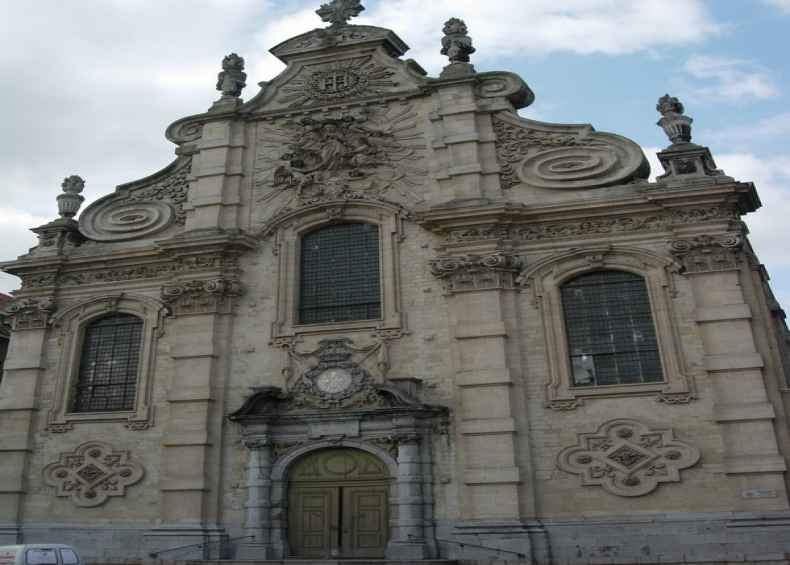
<box><xmin>266</xmin><ymin>200</ymin><xmax>407</xmax><ymax>340</ymax></box>
<box><xmin>518</xmin><ymin>245</ymin><xmax>694</xmax><ymax>409</ymax></box>
<box><xmin>47</xmin><ymin>293</ymin><xmax>169</xmax><ymax>431</ymax></box>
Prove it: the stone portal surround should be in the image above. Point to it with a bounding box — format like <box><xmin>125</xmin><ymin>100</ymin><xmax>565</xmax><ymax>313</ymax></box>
<box><xmin>239</xmin><ymin>436</ymin><xmax>432</xmax><ymax>560</ymax></box>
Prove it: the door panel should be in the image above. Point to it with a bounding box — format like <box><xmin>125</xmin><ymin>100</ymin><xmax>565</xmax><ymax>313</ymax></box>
<box><xmin>289</xmin><ymin>486</ymin><xmax>339</xmax><ymax>558</ymax></box>
<box><xmin>343</xmin><ymin>485</ymin><xmax>389</xmax><ymax>558</ymax></box>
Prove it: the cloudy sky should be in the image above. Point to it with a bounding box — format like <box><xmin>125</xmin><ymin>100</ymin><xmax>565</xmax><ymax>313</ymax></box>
<box><xmin>1</xmin><ymin>0</ymin><xmax>789</xmax><ymax>306</ymax></box>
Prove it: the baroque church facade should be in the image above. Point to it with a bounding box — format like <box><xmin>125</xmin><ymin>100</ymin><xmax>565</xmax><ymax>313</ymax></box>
<box><xmin>3</xmin><ymin>1</ymin><xmax>790</xmax><ymax>563</ymax></box>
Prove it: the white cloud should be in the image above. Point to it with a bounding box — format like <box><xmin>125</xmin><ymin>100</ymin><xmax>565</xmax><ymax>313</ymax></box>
<box><xmin>679</xmin><ymin>55</ymin><xmax>779</xmax><ymax>103</ymax></box>
<box><xmin>0</xmin><ymin>208</ymin><xmax>49</xmax><ymax>295</ymax></box>
<box><xmin>357</xmin><ymin>0</ymin><xmax>720</xmax><ymax>71</ymax></box>
<box><xmin>701</xmin><ymin>112</ymin><xmax>790</xmax><ymax>149</ymax></box>
<box><xmin>762</xmin><ymin>0</ymin><xmax>790</xmax><ymax>14</ymax></box>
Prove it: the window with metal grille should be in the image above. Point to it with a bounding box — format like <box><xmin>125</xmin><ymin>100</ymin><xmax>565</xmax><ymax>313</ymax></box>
<box><xmin>71</xmin><ymin>313</ymin><xmax>143</xmax><ymax>412</ymax></box>
<box><xmin>299</xmin><ymin>223</ymin><xmax>381</xmax><ymax>324</ymax></box>
<box><xmin>561</xmin><ymin>270</ymin><xmax>663</xmax><ymax>387</ymax></box>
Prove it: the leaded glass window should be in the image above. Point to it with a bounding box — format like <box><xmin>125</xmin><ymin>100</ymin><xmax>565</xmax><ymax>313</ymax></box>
<box><xmin>299</xmin><ymin>223</ymin><xmax>381</xmax><ymax>324</ymax></box>
<box><xmin>561</xmin><ymin>270</ymin><xmax>663</xmax><ymax>387</ymax></box>
<box><xmin>71</xmin><ymin>313</ymin><xmax>143</xmax><ymax>412</ymax></box>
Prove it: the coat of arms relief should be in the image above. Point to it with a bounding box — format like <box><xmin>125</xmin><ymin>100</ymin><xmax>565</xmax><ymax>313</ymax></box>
<box><xmin>253</xmin><ymin>103</ymin><xmax>427</xmax><ymax>228</ymax></box>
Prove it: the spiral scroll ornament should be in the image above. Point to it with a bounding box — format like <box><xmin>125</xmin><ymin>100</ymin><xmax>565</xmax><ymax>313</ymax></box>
<box><xmin>80</xmin><ymin>200</ymin><xmax>175</xmax><ymax>242</ymax></box>
<box><xmin>492</xmin><ymin>113</ymin><xmax>648</xmax><ymax>190</ymax></box>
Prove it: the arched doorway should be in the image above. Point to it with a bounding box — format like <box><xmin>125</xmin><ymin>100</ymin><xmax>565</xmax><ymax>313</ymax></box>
<box><xmin>287</xmin><ymin>448</ymin><xmax>390</xmax><ymax>558</ymax></box>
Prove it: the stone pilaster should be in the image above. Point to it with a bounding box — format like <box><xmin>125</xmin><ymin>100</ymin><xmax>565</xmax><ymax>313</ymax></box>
<box><xmin>0</xmin><ymin>297</ymin><xmax>55</xmax><ymax>544</ymax></box>
<box><xmin>237</xmin><ymin>437</ymin><xmax>274</xmax><ymax>560</ymax></box>
<box><xmin>671</xmin><ymin>234</ymin><xmax>789</xmax><ymax>510</ymax></box>
<box><xmin>430</xmin><ymin>251</ymin><xmax>525</xmax><ymax>523</ymax></box>
<box><xmin>387</xmin><ymin>430</ymin><xmax>426</xmax><ymax>560</ymax></box>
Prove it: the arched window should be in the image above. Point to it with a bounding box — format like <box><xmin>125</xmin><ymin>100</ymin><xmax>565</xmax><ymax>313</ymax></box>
<box><xmin>561</xmin><ymin>270</ymin><xmax>663</xmax><ymax>387</ymax></box>
<box><xmin>299</xmin><ymin>223</ymin><xmax>381</xmax><ymax>324</ymax></box>
<box><xmin>71</xmin><ymin>313</ymin><xmax>144</xmax><ymax>413</ymax></box>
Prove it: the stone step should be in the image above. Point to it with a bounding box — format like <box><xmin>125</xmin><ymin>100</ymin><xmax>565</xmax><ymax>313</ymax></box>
<box><xmin>183</xmin><ymin>561</ymin><xmax>458</xmax><ymax>565</ymax></box>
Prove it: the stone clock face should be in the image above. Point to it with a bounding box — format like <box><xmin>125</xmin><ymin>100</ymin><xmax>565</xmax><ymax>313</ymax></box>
<box><xmin>315</xmin><ymin>368</ymin><xmax>353</xmax><ymax>394</ymax></box>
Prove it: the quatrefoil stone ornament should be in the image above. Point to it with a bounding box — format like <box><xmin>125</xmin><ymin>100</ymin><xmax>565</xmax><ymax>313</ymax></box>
<box><xmin>557</xmin><ymin>419</ymin><xmax>700</xmax><ymax>497</ymax></box>
<box><xmin>316</xmin><ymin>0</ymin><xmax>364</xmax><ymax>26</ymax></box>
<box><xmin>43</xmin><ymin>441</ymin><xmax>145</xmax><ymax>507</ymax></box>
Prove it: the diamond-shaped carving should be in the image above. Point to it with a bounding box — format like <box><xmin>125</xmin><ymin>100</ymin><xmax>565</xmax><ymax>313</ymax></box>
<box><xmin>43</xmin><ymin>441</ymin><xmax>144</xmax><ymax>508</ymax></box>
<box><xmin>558</xmin><ymin>419</ymin><xmax>700</xmax><ymax>497</ymax></box>
<box><xmin>607</xmin><ymin>445</ymin><xmax>648</xmax><ymax>469</ymax></box>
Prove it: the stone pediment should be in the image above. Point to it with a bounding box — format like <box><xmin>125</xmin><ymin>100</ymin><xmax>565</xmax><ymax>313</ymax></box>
<box><xmin>269</xmin><ymin>25</ymin><xmax>410</xmax><ymax>62</ymax></box>
<box><xmin>78</xmin><ymin>156</ymin><xmax>191</xmax><ymax>242</ymax></box>
<box><xmin>243</xmin><ymin>48</ymin><xmax>427</xmax><ymax>113</ymax></box>
<box><xmin>492</xmin><ymin>111</ymin><xmax>649</xmax><ymax>190</ymax></box>
<box><xmin>229</xmin><ymin>383</ymin><xmax>443</xmax><ymax>421</ymax></box>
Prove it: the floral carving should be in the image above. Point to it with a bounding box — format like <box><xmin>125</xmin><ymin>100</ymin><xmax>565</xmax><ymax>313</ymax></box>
<box><xmin>656</xmin><ymin>94</ymin><xmax>692</xmax><ymax>145</ymax></box>
<box><xmin>58</xmin><ymin>175</ymin><xmax>86</xmax><ymax>219</ymax></box>
<box><xmin>430</xmin><ymin>251</ymin><xmax>522</xmax><ymax>293</ymax></box>
<box><xmin>669</xmin><ymin>234</ymin><xmax>743</xmax><ymax>274</ymax></box>
<box><xmin>440</xmin><ymin>17</ymin><xmax>476</xmax><ymax>78</ymax></box>
<box><xmin>557</xmin><ymin>419</ymin><xmax>700</xmax><ymax>497</ymax></box>
<box><xmin>4</xmin><ymin>296</ymin><xmax>56</xmax><ymax>331</ymax></box>
<box><xmin>42</xmin><ymin>441</ymin><xmax>144</xmax><ymax>508</ymax></box>
<box><xmin>492</xmin><ymin>113</ymin><xmax>648</xmax><ymax>190</ymax></box>
<box><xmin>161</xmin><ymin>277</ymin><xmax>243</xmax><ymax>316</ymax></box>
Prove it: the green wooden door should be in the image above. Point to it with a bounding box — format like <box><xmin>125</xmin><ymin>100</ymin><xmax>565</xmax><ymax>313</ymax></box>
<box><xmin>288</xmin><ymin>448</ymin><xmax>390</xmax><ymax>558</ymax></box>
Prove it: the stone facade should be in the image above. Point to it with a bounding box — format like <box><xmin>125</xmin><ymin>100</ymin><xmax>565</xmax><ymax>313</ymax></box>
<box><xmin>2</xmin><ymin>2</ymin><xmax>790</xmax><ymax>564</ymax></box>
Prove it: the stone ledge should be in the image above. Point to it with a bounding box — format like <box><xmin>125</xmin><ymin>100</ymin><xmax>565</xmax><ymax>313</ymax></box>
<box><xmin>464</xmin><ymin>466</ymin><xmax>520</xmax><ymax>485</ymax></box>
<box><xmin>457</xmin><ymin>368</ymin><xmax>513</xmax><ymax>387</ymax></box>
<box><xmin>460</xmin><ymin>418</ymin><xmax>516</xmax><ymax>435</ymax></box>
<box><xmin>696</xmin><ymin>303</ymin><xmax>752</xmax><ymax>323</ymax></box>
<box><xmin>724</xmin><ymin>454</ymin><xmax>787</xmax><ymax>475</ymax></box>
<box><xmin>714</xmin><ymin>401</ymin><xmax>776</xmax><ymax>422</ymax></box>
<box><xmin>454</xmin><ymin>322</ymin><xmax>507</xmax><ymax>340</ymax></box>
<box><xmin>705</xmin><ymin>353</ymin><xmax>764</xmax><ymax>372</ymax></box>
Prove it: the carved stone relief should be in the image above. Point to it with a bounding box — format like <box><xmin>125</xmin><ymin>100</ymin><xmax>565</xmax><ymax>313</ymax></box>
<box><xmin>669</xmin><ymin>234</ymin><xmax>743</xmax><ymax>274</ymax></box>
<box><xmin>430</xmin><ymin>251</ymin><xmax>522</xmax><ymax>293</ymax></box>
<box><xmin>79</xmin><ymin>158</ymin><xmax>191</xmax><ymax>242</ymax></box>
<box><xmin>254</xmin><ymin>105</ymin><xmax>426</xmax><ymax>227</ymax></box>
<box><xmin>274</xmin><ymin>337</ymin><xmax>394</xmax><ymax>409</ymax></box>
<box><xmin>20</xmin><ymin>253</ymin><xmax>240</xmax><ymax>290</ymax></box>
<box><xmin>557</xmin><ymin>419</ymin><xmax>700</xmax><ymax>497</ymax></box>
<box><xmin>492</xmin><ymin>112</ymin><xmax>648</xmax><ymax>190</ymax></box>
<box><xmin>42</xmin><ymin>441</ymin><xmax>145</xmax><ymax>508</ymax></box>
<box><xmin>161</xmin><ymin>277</ymin><xmax>243</xmax><ymax>316</ymax></box>
<box><xmin>278</xmin><ymin>57</ymin><xmax>398</xmax><ymax>108</ymax></box>
<box><xmin>4</xmin><ymin>296</ymin><xmax>56</xmax><ymax>331</ymax></box>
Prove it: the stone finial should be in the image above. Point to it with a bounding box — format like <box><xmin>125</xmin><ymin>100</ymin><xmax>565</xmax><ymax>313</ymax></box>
<box><xmin>216</xmin><ymin>53</ymin><xmax>247</xmax><ymax>98</ymax></box>
<box><xmin>57</xmin><ymin>175</ymin><xmax>85</xmax><ymax>219</ymax></box>
<box><xmin>441</xmin><ymin>18</ymin><xmax>475</xmax><ymax>64</ymax></box>
<box><xmin>656</xmin><ymin>94</ymin><xmax>693</xmax><ymax>145</ymax></box>
<box><xmin>316</xmin><ymin>0</ymin><xmax>365</xmax><ymax>26</ymax></box>
<box><xmin>439</xmin><ymin>18</ymin><xmax>476</xmax><ymax>78</ymax></box>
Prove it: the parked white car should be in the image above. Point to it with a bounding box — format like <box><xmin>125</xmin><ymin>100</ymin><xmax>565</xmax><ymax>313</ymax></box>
<box><xmin>0</xmin><ymin>546</ymin><xmax>83</xmax><ymax>565</ymax></box>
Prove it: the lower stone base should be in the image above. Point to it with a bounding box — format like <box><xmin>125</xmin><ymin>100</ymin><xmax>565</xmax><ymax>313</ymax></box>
<box><xmin>144</xmin><ymin>525</ymin><xmax>229</xmax><ymax>561</ymax></box>
<box><xmin>0</xmin><ymin>526</ymin><xmax>21</xmax><ymax>545</ymax></box>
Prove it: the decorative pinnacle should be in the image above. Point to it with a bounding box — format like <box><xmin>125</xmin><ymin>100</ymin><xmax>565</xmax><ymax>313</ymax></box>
<box><xmin>441</xmin><ymin>17</ymin><xmax>476</xmax><ymax>64</ymax></box>
<box><xmin>656</xmin><ymin>94</ymin><xmax>693</xmax><ymax>145</ymax></box>
<box><xmin>216</xmin><ymin>53</ymin><xmax>247</xmax><ymax>98</ymax></box>
<box><xmin>57</xmin><ymin>175</ymin><xmax>85</xmax><ymax>219</ymax></box>
<box><xmin>316</xmin><ymin>0</ymin><xmax>365</xmax><ymax>26</ymax></box>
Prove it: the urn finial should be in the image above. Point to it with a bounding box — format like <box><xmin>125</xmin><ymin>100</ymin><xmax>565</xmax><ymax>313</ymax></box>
<box><xmin>656</xmin><ymin>94</ymin><xmax>693</xmax><ymax>145</ymax></box>
<box><xmin>440</xmin><ymin>17</ymin><xmax>476</xmax><ymax>78</ymax></box>
<box><xmin>57</xmin><ymin>175</ymin><xmax>85</xmax><ymax>219</ymax></box>
<box><xmin>216</xmin><ymin>53</ymin><xmax>247</xmax><ymax>99</ymax></box>
<box><xmin>316</xmin><ymin>0</ymin><xmax>365</xmax><ymax>26</ymax></box>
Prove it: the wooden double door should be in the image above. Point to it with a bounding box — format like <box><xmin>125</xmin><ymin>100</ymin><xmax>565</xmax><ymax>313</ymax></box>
<box><xmin>288</xmin><ymin>449</ymin><xmax>390</xmax><ymax>558</ymax></box>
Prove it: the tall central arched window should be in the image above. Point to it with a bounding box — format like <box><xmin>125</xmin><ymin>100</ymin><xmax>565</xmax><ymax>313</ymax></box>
<box><xmin>299</xmin><ymin>222</ymin><xmax>381</xmax><ymax>324</ymax></box>
<box><xmin>561</xmin><ymin>270</ymin><xmax>663</xmax><ymax>387</ymax></box>
<box><xmin>71</xmin><ymin>313</ymin><xmax>143</xmax><ymax>413</ymax></box>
